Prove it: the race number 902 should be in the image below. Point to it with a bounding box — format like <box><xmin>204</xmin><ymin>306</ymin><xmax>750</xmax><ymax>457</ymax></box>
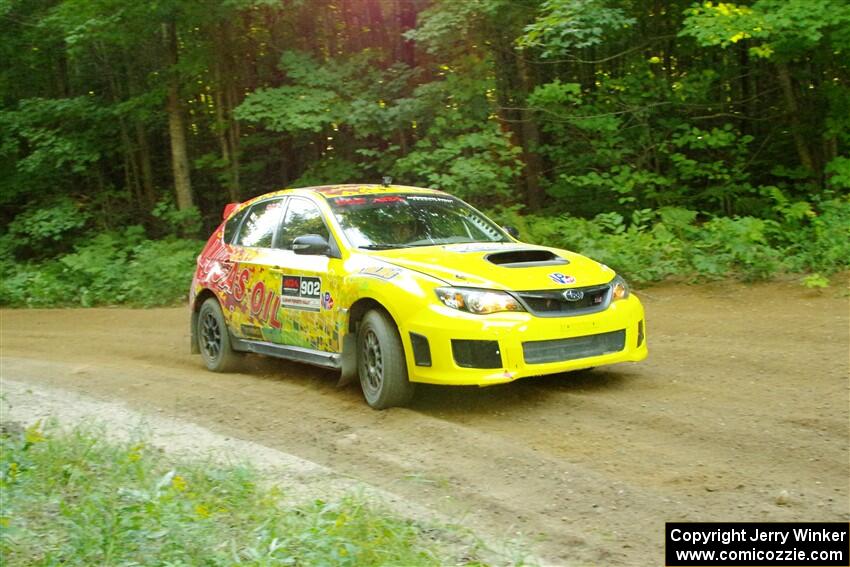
<box><xmin>300</xmin><ymin>278</ymin><xmax>321</xmax><ymax>297</ymax></box>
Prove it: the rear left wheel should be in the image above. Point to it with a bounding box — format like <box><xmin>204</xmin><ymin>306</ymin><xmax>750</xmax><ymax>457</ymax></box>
<box><xmin>357</xmin><ymin>309</ymin><xmax>415</xmax><ymax>409</ymax></box>
<box><xmin>198</xmin><ymin>298</ymin><xmax>240</xmax><ymax>372</ymax></box>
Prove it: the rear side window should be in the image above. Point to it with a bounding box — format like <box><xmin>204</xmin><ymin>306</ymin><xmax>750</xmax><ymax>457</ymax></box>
<box><xmin>223</xmin><ymin>207</ymin><xmax>249</xmax><ymax>244</ymax></box>
<box><xmin>277</xmin><ymin>198</ymin><xmax>330</xmax><ymax>249</ymax></box>
<box><xmin>235</xmin><ymin>199</ymin><xmax>284</xmax><ymax>248</ymax></box>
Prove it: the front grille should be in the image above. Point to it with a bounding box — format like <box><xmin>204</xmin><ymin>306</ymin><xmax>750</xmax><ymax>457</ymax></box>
<box><xmin>451</xmin><ymin>339</ymin><xmax>502</xmax><ymax>369</ymax></box>
<box><xmin>515</xmin><ymin>284</ymin><xmax>611</xmax><ymax>317</ymax></box>
<box><xmin>522</xmin><ymin>330</ymin><xmax>625</xmax><ymax>364</ymax></box>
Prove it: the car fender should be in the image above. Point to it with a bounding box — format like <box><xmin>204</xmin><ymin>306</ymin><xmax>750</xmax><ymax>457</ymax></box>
<box><xmin>335</xmin><ymin>259</ymin><xmax>442</xmax><ymax>386</ymax></box>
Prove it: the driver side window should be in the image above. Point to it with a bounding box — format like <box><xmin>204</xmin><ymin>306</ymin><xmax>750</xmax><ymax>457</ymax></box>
<box><xmin>277</xmin><ymin>198</ymin><xmax>330</xmax><ymax>250</ymax></box>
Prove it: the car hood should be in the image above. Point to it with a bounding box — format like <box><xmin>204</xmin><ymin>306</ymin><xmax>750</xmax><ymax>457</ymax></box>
<box><xmin>368</xmin><ymin>242</ymin><xmax>615</xmax><ymax>291</ymax></box>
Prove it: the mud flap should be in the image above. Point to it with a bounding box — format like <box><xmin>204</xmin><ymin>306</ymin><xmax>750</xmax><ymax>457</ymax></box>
<box><xmin>337</xmin><ymin>333</ymin><xmax>357</xmax><ymax>387</ymax></box>
<box><xmin>190</xmin><ymin>311</ymin><xmax>200</xmax><ymax>354</ymax></box>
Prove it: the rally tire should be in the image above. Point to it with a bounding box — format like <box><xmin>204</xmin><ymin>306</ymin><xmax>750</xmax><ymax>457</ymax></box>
<box><xmin>198</xmin><ymin>297</ymin><xmax>240</xmax><ymax>373</ymax></box>
<box><xmin>357</xmin><ymin>310</ymin><xmax>415</xmax><ymax>409</ymax></box>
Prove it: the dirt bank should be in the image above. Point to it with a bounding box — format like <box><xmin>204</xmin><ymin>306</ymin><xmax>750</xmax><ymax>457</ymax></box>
<box><xmin>2</xmin><ymin>280</ymin><xmax>848</xmax><ymax>565</ymax></box>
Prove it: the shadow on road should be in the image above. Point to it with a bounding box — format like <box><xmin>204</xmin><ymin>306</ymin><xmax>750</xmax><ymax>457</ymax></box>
<box><xmin>407</xmin><ymin>369</ymin><xmax>631</xmax><ymax>415</ymax></box>
<box><xmin>231</xmin><ymin>351</ymin><xmax>635</xmax><ymax>416</ymax></box>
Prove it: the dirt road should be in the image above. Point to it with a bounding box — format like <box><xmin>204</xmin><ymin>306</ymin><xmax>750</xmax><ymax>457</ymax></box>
<box><xmin>2</xmin><ymin>280</ymin><xmax>848</xmax><ymax>565</ymax></box>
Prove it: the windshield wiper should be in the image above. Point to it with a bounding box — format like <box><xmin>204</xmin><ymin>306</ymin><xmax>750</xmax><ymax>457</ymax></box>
<box><xmin>359</xmin><ymin>244</ymin><xmax>411</xmax><ymax>250</ymax></box>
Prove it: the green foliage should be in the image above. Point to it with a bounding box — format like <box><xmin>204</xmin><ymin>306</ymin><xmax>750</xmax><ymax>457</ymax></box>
<box><xmin>2</xmin><ymin>0</ymin><xmax>849</xmax><ymax>298</ymax></box>
<box><xmin>404</xmin><ymin>0</ymin><xmax>489</xmax><ymax>56</ymax></box>
<box><xmin>825</xmin><ymin>156</ymin><xmax>850</xmax><ymax>190</ymax></box>
<box><xmin>6</xmin><ymin>198</ymin><xmax>88</xmax><ymax>250</ymax></box>
<box><xmin>0</xmin><ymin>97</ymin><xmax>110</xmax><ymax>176</ymax></box>
<box><xmin>394</xmin><ymin>125</ymin><xmax>523</xmax><ymax>203</ymax></box>
<box><xmin>151</xmin><ymin>198</ymin><xmax>202</xmax><ymax>237</ymax></box>
<box><xmin>235</xmin><ymin>86</ymin><xmax>342</xmax><ymax>133</ymax></box>
<box><xmin>490</xmin><ymin>197</ymin><xmax>850</xmax><ymax>284</ymax></box>
<box><xmin>0</xmin><ymin>228</ymin><xmax>202</xmax><ymax>307</ymax></box>
<box><xmin>681</xmin><ymin>0</ymin><xmax>850</xmax><ymax>56</ymax></box>
<box><xmin>0</xmin><ymin>422</ymin><xmax>457</xmax><ymax>565</ymax></box>
<box><xmin>291</xmin><ymin>157</ymin><xmax>364</xmax><ymax>188</ymax></box>
<box><xmin>518</xmin><ymin>0</ymin><xmax>636</xmax><ymax>56</ymax></box>
<box><xmin>801</xmin><ymin>273</ymin><xmax>830</xmax><ymax>289</ymax></box>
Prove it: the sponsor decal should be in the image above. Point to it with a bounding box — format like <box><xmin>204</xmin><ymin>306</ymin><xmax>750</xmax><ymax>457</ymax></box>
<box><xmin>281</xmin><ymin>275</ymin><xmax>322</xmax><ymax>311</ymax></box>
<box><xmin>445</xmin><ymin>243</ymin><xmax>522</xmax><ymax>253</ymax></box>
<box><xmin>321</xmin><ymin>291</ymin><xmax>334</xmax><ymax>310</ymax></box>
<box><xmin>359</xmin><ymin>266</ymin><xmax>400</xmax><ymax>280</ymax></box>
<box><xmin>406</xmin><ymin>195</ymin><xmax>454</xmax><ymax>203</ymax></box>
<box><xmin>372</xmin><ymin>196</ymin><xmax>405</xmax><ymax>203</ymax></box>
<box><xmin>333</xmin><ymin>196</ymin><xmax>368</xmax><ymax>206</ymax></box>
<box><xmin>549</xmin><ymin>272</ymin><xmax>576</xmax><ymax>285</ymax></box>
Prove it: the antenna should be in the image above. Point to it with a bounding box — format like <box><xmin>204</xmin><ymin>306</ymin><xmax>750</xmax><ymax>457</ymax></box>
<box><xmin>381</xmin><ymin>176</ymin><xmax>393</xmax><ymax>187</ymax></box>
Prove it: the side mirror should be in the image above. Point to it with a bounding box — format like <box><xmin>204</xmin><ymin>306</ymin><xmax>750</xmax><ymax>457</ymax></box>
<box><xmin>292</xmin><ymin>234</ymin><xmax>331</xmax><ymax>255</ymax></box>
<box><xmin>502</xmin><ymin>225</ymin><xmax>520</xmax><ymax>239</ymax></box>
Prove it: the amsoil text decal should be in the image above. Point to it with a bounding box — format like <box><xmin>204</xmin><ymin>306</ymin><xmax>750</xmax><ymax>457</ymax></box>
<box><xmin>197</xmin><ymin>240</ymin><xmax>283</xmax><ymax>328</ymax></box>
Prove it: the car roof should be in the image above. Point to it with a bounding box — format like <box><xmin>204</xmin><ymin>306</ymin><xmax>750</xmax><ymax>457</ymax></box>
<box><xmin>294</xmin><ymin>184</ymin><xmax>446</xmax><ymax>199</ymax></box>
<box><xmin>244</xmin><ymin>184</ymin><xmax>447</xmax><ymax>204</ymax></box>
<box><xmin>227</xmin><ymin>185</ymin><xmax>452</xmax><ymax>221</ymax></box>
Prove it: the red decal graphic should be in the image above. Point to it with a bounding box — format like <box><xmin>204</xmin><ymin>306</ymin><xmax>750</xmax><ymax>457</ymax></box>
<box><xmin>261</xmin><ymin>289</ymin><xmax>274</xmax><ymax>321</ymax></box>
<box><xmin>218</xmin><ymin>263</ymin><xmax>236</xmax><ymax>293</ymax></box>
<box><xmin>233</xmin><ymin>269</ymin><xmax>249</xmax><ymax>302</ymax></box>
<box><xmin>251</xmin><ymin>282</ymin><xmax>266</xmax><ymax>315</ymax></box>
<box><xmin>334</xmin><ymin>197</ymin><xmax>367</xmax><ymax>206</ymax></box>
<box><xmin>283</xmin><ymin>277</ymin><xmax>300</xmax><ymax>293</ymax></box>
<box><xmin>270</xmin><ymin>296</ymin><xmax>282</xmax><ymax>329</ymax></box>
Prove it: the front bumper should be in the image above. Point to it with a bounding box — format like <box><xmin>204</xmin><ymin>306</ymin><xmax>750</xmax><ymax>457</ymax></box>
<box><xmin>400</xmin><ymin>295</ymin><xmax>647</xmax><ymax>386</ymax></box>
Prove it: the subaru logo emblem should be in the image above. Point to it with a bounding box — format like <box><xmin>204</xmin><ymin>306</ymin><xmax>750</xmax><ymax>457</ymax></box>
<box><xmin>562</xmin><ymin>289</ymin><xmax>584</xmax><ymax>302</ymax></box>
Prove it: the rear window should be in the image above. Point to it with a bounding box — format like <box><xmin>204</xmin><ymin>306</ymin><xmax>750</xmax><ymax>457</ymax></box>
<box><xmin>223</xmin><ymin>206</ymin><xmax>249</xmax><ymax>244</ymax></box>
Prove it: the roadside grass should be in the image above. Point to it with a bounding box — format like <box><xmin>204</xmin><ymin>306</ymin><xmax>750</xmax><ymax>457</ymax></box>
<box><xmin>0</xmin><ymin>421</ymin><xmax>484</xmax><ymax>566</ymax></box>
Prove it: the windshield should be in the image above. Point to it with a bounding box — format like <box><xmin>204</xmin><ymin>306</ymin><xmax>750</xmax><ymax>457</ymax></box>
<box><xmin>327</xmin><ymin>193</ymin><xmax>510</xmax><ymax>249</ymax></box>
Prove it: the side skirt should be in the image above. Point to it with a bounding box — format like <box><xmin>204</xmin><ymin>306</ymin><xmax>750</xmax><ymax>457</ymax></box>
<box><xmin>230</xmin><ymin>337</ymin><xmax>341</xmax><ymax>369</ymax></box>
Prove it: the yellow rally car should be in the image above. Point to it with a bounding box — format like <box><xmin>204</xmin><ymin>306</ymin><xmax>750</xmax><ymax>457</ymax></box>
<box><xmin>190</xmin><ymin>184</ymin><xmax>647</xmax><ymax>408</ymax></box>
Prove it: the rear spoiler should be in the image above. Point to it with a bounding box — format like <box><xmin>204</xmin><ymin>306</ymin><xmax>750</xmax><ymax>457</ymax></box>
<box><xmin>222</xmin><ymin>202</ymin><xmax>240</xmax><ymax>220</ymax></box>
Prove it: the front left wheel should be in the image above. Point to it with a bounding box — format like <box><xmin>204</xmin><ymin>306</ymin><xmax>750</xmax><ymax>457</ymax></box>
<box><xmin>357</xmin><ymin>309</ymin><xmax>415</xmax><ymax>409</ymax></box>
<box><xmin>198</xmin><ymin>297</ymin><xmax>240</xmax><ymax>372</ymax></box>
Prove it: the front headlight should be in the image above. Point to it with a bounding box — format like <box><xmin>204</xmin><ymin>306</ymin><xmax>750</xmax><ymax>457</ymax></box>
<box><xmin>611</xmin><ymin>274</ymin><xmax>630</xmax><ymax>301</ymax></box>
<box><xmin>435</xmin><ymin>287</ymin><xmax>525</xmax><ymax>314</ymax></box>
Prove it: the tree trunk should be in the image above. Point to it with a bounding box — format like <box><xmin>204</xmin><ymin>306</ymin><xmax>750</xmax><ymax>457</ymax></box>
<box><xmin>213</xmin><ymin>58</ymin><xmax>239</xmax><ymax>202</ymax></box>
<box><xmin>776</xmin><ymin>62</ymin><xmax>816</xmax><ymax>176</ymax></box>
<box><xmin>135</xmin><ymin>122</ymin><xmax>157</xmax><ymax>208</ymax></box>
<box><xmin>226</xmin><ymin>81</ymin><xmax>241</xmax><ymax>199</ymax></box>
<box><xmin>119</xmin><ymin>118</ymin><xmax>143</xmax><ymax>208</ymax></box>
<box><xmin>103</xmin><ymin>57</ymin><xmax>142</xmax><ymax>210</ymax></box>
<box><xmin>398</xmin><ymin>0</ymin><xmax>416</xmax><ymax>68</ymax></box>
<box><xmin>163</xmin><ymin>20</ymin><xmax>194</xmax><ymax>210</ymax></box>
<box><xmin>515</xmin><ymin>52</ymin><xmax>544</xmax><ymax>211</ymax></box>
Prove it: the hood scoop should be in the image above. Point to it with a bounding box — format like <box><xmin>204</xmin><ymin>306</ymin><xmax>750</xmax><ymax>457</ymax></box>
<box><xmin>485</xmin><ymin>249</ymin><xmax>569</xmax><ymax>268</ymax></box>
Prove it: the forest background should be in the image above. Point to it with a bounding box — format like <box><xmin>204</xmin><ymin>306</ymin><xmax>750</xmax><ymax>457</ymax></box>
<box><xmin>1</xmin><ymin>0</ymin><xmax>848</xmax><ymax>306</ymax></box>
